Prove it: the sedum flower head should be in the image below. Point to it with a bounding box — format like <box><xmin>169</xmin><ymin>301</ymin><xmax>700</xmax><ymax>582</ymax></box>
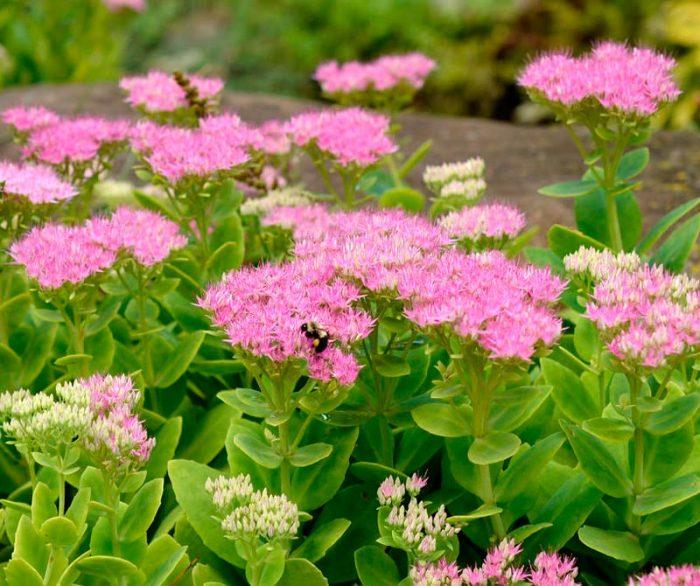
<box><xmin>564</xmin><ymin>246</ymin><xmax>642</xmax><ymax>283</ymax></box>
<box><xmin>628</xmin><ymin>565</ymin><xmax>700</xmax><ymax>586</ymax></box>
<box><xmin>208</xmin><ymin>474</ymin><xmax>300</xmax><ymax>543</ymax></box>
<box><xmin>398</xmin><ymin>249</ymin><xmax>565</xmax><ymax>361</ymax></box>
<box><xmin>0</xmin><ymin>161</ymin><xmax>76</xmax><ymax>205</ymax></box>
<box><xmin>86</xmin><ymin>206</ymin><xmax>187</xmax><ymax>266</ymax></box>
<box><xmin>518</xmin><ymin>42</ymin><xmax>679</xmax><ymax>117</ymax></box>
<box><xmin>10</xmin><ymin>223</ymin><xmax>117</xmax><ymax>289</ymax></box>
<box><xmin>438</xmin><ymin>203</ymin><xmax>526</xmax><ymax>246</ymax></box>
<box><xmin>120</xmin><ymin>70</ymin><xmax>223</xmax><ymax>113</ymax></box>
<box><xmin>423</xmin><ymin>158</ymin><xmax>485</xmax><ymax>193</ymax></box>
<box><xmin>587</xmin><ymin>264</ymin><xmax>699</xmax><ymax>368</ymax></box>
<box><xmin>377</xmin><ymin>476</ymin><xmax>406</xmax><ymax>506</ymax></box>
<box><xmin>240</xmin><ymin>188</ymin><xmax>312</xmax><ymax>217</ymax></box>
<box><xmin>284</xmin><ymin>108</ymin><xmax>397</xmax><ymax>167</ymax></box>
<box><xmin>529</xmin><ymin>551</ymin><xmax>579</xmax><ymax>586</ymax></box>
<box><xmin>2</xmin><ymin>106</ymin><xmax>60</xmax><ymax>134</ymax></box>
<box><xmin>315</xmin><ymin>53</ymin><xmax>435</xmax><ymax>94</ymax></box>
<box><xmin>131</xmin><ymin>119</ymin><xmax>250</xmax><ymax>183</ymax></box>
<box><xmin>199</xmin><ymin>258</ymin><xmax>374</xmax><ymax>385</ymax></box>
<box><xmin>23</xmin><ymin>116</ymin><xmax>130</xmax><ymax>165</ymax></box>
<box><xmin>205</xmin><ymin>474</ymin><xmax>255</xmax><ymax>511</ymax></box>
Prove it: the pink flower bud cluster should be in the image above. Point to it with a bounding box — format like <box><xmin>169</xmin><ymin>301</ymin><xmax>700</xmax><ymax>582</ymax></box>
<box><xmin>398</xmin><ymin>249</ymin><xmax>565</xmax><ymax>361</ymax></box>
<box><xmin>315</xmin><ymin>52</ymin><xmax>436</xmax><ymax>94</ymax></box>
<box><xmin>284</xmin><ymin>108</ymin><xmax>397</xmax><ymax>167</ymax></box>
<box><xmin>207</xmin><ymin>474</ymin><xmax>299</xmax><ymax>542</ymax></box>
<box><xmin>258</xmin><ymin>119</ymin><xmax>292</xmax><ymax>155</ymax></box>
<box><xmin>518</xmin><ymin>42</ymin><xmax>679</xmax><ymax>116</ymax></box>
<box><xmin>120</xmin><ymin>70</ymin><xmax>223</xmax><ymax>113</ymax></box>
<box><xmin>11</xmin><ymin>207</ymin><xmax>185</xmax><ymax>288</ymax></box>
<box><xmin>0</xmin><ymin>161</ymin><xmax>76</xmax><ymax>205</ymax></box>
<box><xmin>23</xmin><ymin>116</ymin><xmax>130</xmax><ymax>166</ymax></box>
<box><xmin>628</xmin><ymin>565</ymin><xmax>700</xmax><ymax>586</ymax></box>
<box><xmin>2</xmin><ymin>106</ymin><xmax>60</xmax><ymax>134</ymax></box>
<box><xmin>438</xmin><ymin>203</ymin><xmax>526</xmax><ymax>244</ymax></box>
<box><xmin>378</xmin><ymin>473</ymin><xmax>427</xmax><ymax>506</ymax></box>
<box><xmin>199</xmin><ymin>259</ymin><xmax>374</xmax><ymax>385</ymax></box>
<box><xmin>587</xmin><ymin>264</ymin><xmax>699</xmax><ymax>368</ymax></box>
<box><xmin>131</xmin><ymin>118</ymin><xmax>251</xmax><ymax>183</ymax></box>
<box><xmin>60</xmin><ymin>374</ymin><xmax>155</xmax><ymax>471</ymax></box>
<box><xmin>411</xmin><ymin>545</ymin><xmax>579</xmax><ymax>586</ymax></box>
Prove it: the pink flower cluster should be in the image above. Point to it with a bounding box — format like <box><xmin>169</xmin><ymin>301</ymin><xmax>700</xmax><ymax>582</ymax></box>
<box><xmin>87</xmin><ymin>206</ymin><xmax>187</xmax><ymax>266</ymax></box>
<box><xmin>199</xmin><ymin>259</ymin><xmax>374</xmax><ymax>385</ymax></box>
<box><xmin>628</xmin><ymin>565</ymin><xmax>700</xmax><ymax>586</ymax></box>
<box><xmin>2</xmin><ymin>106</ymin><xmax>60</xmax><ymax>134</ymax></box>
<box><xmin>131</xmin><ymin>118</ymin><xmax>251</xmax><ymax>183</ymax></box>
<box><xmin>411</xmin><ymin>544</ymin><xmax>579</xmax><ymax>586</ymax></box>
<box><xmin>103</xmin><ymin>0</ymin><xmax>145</xmax><ymax>11</ymax></box>
<box><xmin>11</xmin><ymin>207</ymin><xmax>185</xmax><ymax>288</ymax></box>
<box><xmin>0</xmin><ymin>161</ymin><xmax>76</xmax><ymax>204</ymax></box>
<box><xmin>23</xmin><ymin>116</ymin><xmax>130</xmax><ymax>165</ymax></box>
<box><xmin>10</xmin><ymin>223</ymin><xmax>117</xmax><ymax>289</ymax></box>
<box><xmin>284</xmin><ymin>108</ymin><xmax>397</xmax><ymax>167</ymax></box>
<box><xmin>120</xmin><ymin>71</ymin><xmax>223</xmax><ymax>113</ymax></box>
<box><xmin>518</xmin><ymin>42</ymin><xmax>679</xmax><ymax>116</ymax></box>
<box><xmin>78</xmin><ymin>374</ymin><xmax>154</xmax><ymax>470</ymax></box>
<box><xmin>277</xmin><ymin>206</ymin><xmax>450</xmax><ymax>293</ymax></box>
<box><xmin>398</xmin><ymin>249</ymin><xmax>565</xmax><ymax>361</ymax></box>
<box><xmin>315</xmin><ymin>52</ymin><xmax>436</xmax><ymax>94</ymax></box>
<box><xmin>587</xmin><ymin>265</ymin><xmax>699</xmax><ymax>368</ymax></box>
<box><xmin>438</xmin><ymin>203</ymin><xmax>526</xmax><ymax>244</ymax></box>
<box><xmin>262</xmin><ymin>205</ymin><xmax>561</xmax><ymax>361</ymax></box>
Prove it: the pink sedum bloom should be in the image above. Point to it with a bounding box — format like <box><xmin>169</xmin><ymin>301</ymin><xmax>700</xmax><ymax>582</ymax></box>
<box><xmin>199</xmin><ymin>259</ymin><xmax>374</xmax><ymax>385</ymax></box>
<box><xmin>285</xmin><ymin>108</ymin><xmax>396</xmax><ymax>167</ymax></box>
<box><xmin>87</xmin><ymin>206</ymin><xmax>187</xmax><ymax>266</ymax></box>
<box><xmin>120</xmin><ymin>71</ymin><xmax>223</xmax><ymax>113</ymax></box>
<box><xmin>411</xmin><ymin>559</ymin><xmax>463</xmax><ymax>586</ymax></box>
<box><xmin>315</xmin><ymin>53</ymin><xmax>435</xmax><ymax>94</ymax></box>
<box><xmin>24</xmin><ymin>116</ymin><xmax>130</xmax><ymax>165</ymax></box>
<box><xmin>10</xmin><ymin>223</ymin><xmax>116</xmax><ymax>289</ymax></box>
<box><xmin>529</xmin><ymin>551</ymin><xmax>579</xmax><ymax>586</ymax></box>
<box><xmin>518</xmin><ymin>42</ymin><xmax>679</xmax><ymax>116</ymax></box>
<box><xmin>628</xmin><ymin>565</ymin><xmax>700</xmax><ymax>586</ymax></box>
<box><xmin>84</xmin><ymin>374</ymin><xmax>140</xmax><ymax>415</ymax></box>
<box><xmin>131</xmin><ymin>120</ymin><xmax>250</xmax><ymax>183</ymax></box>
<box><xmin>258</xmin><ymin>119</ymin><xmax>292</xmax><ymax>155</ymax></box>
<box><xmin>103</xmin><ymin>0</ymin><xmax>145</xmax><ymax>10</ymax></box>
<box><xmin>2</xmin><ymin>106</ymin><xmax>59</xmax><ymax>134</ymax></box>
<box><xmin>439</xmin><ymin>203</ymin><xmax>526</xmax><ymax>243</ymax></box>
<box><xmin>587</xmin><ymin>265</ymin><xmax>699</xmax><ymax>368</ymax></box>
<box><xmin>0</xmin><ymin>161</ymin><xmax>76</xmax><ymax>204</ymax></box>
<box><xmin>398</xmin><ymin>249</ymin><xmax>565</xmax><ymax>361</ymax></box>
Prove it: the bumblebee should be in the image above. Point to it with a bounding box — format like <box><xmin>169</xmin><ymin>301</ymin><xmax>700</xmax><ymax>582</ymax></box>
<box><xmin>301</xmin><ymin>322</ymin><xmax>329</xmax><ymax>353</ymax></box>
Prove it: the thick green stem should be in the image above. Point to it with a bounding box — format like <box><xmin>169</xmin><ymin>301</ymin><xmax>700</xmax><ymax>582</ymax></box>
<box><xmin>467</xmin><ymin>359</ymin><xmax>506</xmax><ymax>540</ymax></box>
<box><xmin>58</xmin><ymin>472</ymin><xmax>66</xmax><ymax>516</ymax></box>
<box><xmin>605</xmin><ymin>192</ymin><xmax>624</xmax><ymax>252</ymax></box>
<box><xmin>279</xmin><ymin>420</ymin><xmax>292</xmax><ymax>496</ymax></box>
<box><xmin>629</xmin><ymin>374</ymin><xmax>644</xmax><ymax>533</ymax></box>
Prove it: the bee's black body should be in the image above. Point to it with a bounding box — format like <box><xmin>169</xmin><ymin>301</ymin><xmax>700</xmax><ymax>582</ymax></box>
<box><xmin>301</xmin><ymin>322</ymin><xmax>329</xmax><ymax>353</ymax></box>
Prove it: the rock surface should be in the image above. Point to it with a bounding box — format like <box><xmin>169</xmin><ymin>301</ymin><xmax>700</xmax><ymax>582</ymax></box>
<box><xmin>1</xmin><ymin>82</ymin><xmax>699</xmax><ymax>242</ymax></box>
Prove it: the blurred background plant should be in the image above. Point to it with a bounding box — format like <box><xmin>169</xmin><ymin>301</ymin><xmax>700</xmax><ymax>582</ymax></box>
<box><xmin>1</xmin><ymin>0</ymin><xmax>698</xmax><ymax>128</ymax></box>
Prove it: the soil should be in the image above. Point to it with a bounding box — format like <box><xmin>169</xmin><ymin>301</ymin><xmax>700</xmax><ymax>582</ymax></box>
<box><xmin>1</xmin><ymin>82</ymin><xmax>699</xmax><ymax>250</ymax></box>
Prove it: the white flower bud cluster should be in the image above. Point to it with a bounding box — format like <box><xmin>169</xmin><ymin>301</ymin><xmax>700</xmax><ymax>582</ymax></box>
<box><xmin>3</xmin><ymin>400</ymin><xmax>91</xmax><ymax>449</ymax></box>
<box><xmin>563</xmin><ymin>246</ymin><xmax>641</xmax><ymax>282</ymax></box>
<box><xmin>220</xmin><ymin>489</ymin><xmax>300</xmax><ymax>542</ymax></box>
<box><xmin>55</xmin><ymin>380</ymin><xmax>91</xmax><ymax>407</ymax></box>
<box><xmin>423</xmin><ymin>158</ymin><xmax>486</xmax><ymax>200</ymax></box>
<box><xmin>386</xmin><ymin>499</ymin><xmax>457</xmax><ymax>552</ymax></box>
<box><xmin>240</xmin><ymin>188</ymin><xmax>312</xmax><ymax>217</ymax></box>
<box><xmin>0</xmin><ymin>389</ymin><xmax>54</xmax><ymax>422</ymax></box>
<box><xmin>205</xmin><ymin>474</ymin><xmax>255</xmax><ymax>511</ymax></box>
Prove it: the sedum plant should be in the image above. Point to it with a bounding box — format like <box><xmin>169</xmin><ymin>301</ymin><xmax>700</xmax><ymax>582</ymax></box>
<box><xmin>0</xmin><ymin>42</ymin><xmax>696</xmax><ymax>586</ymax></box>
